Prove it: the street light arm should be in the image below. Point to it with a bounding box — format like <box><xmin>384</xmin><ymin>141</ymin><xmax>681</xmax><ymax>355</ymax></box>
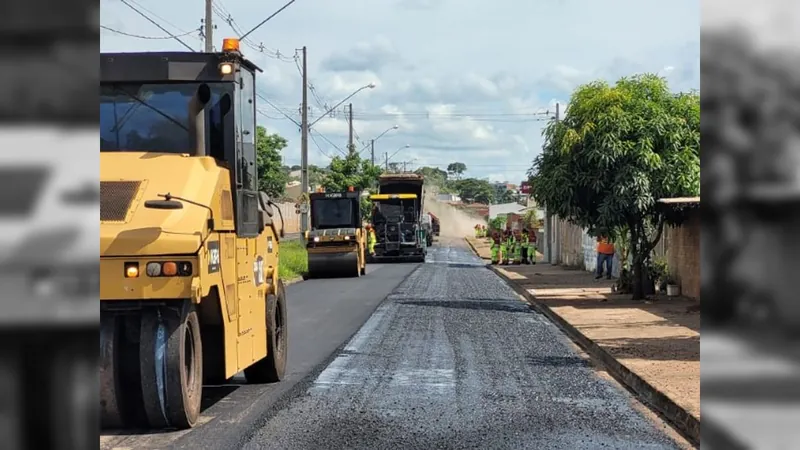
<box><xmin>359</xmin><ymin>125</ymin><xmax>399</xmax><ymax>154</ymax></box>
<box><xmin>387</xmin><ymin>145</ymin><xmax>410</xmax><ymax>161</ymax></box>
<box><xmin>308</xmin><ymin>84</ymin><xmax>374</xmax><ymax>128</ymax></box>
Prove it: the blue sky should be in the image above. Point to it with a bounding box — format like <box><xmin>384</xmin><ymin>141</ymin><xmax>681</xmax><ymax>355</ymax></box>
<box><xmin>101</xmin><ymin>0</ymin><xmax>699</xmax><ymax>184</ymax></box>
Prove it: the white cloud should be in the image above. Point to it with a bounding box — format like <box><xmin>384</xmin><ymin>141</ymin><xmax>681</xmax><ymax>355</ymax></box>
<box><xmin>100</xmin><ymin>0</ymin><xmax>699</xmax><ymax>181</ymax></box>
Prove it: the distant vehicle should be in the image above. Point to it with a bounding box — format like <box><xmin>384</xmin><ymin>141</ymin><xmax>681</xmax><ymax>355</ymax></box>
<box><xmin>429</xmin><ymin>212</ymin><xmax>440</xmax><ymax>236</ymax></box>
<box><xmin>305</xmin><ymin>187</ymin><xmax>367</xmax><ymax>278</ymax></box>
<box><xmin>369</xmin><ymin>173</ymin><xmax>427</xmax><ymax>262</ymax></box>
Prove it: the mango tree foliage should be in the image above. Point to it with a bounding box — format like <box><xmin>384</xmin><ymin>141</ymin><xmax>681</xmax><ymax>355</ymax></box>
<box><xmin>323</xmin><ymin>151</ymin><xmax>382</xmax><ymax>222</ymax></box>
<box><xmin>529</xmin><ymin>74</ymin><xmax>699</xmax><ymax>299</ymax></box>
<box><xmin>256</xmin><ymin>126</ymin><xmax>289</xmax><ymax>199</ymax></box>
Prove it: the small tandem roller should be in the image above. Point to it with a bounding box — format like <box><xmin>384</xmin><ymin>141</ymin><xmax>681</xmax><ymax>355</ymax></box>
<box><xmin>305</xmin><ymin>188</ymin><xmax>367</xmax><ymax>278</ymax></box>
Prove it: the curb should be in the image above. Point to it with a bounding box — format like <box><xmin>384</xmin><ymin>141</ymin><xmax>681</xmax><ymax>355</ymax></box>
<box><xmin>284</xmin><ymin>276</ymin><xmax>304</xmax><ymax>287</ymax></box>
<box><xmin>464</xmin><ymin>237</ymin><xmax>489</xmax><ymax>262</ymax></box>
<box><xmin>488</xmin><ymin>264</ymin><xmax>700</xmax><ymax>447</ymax></box>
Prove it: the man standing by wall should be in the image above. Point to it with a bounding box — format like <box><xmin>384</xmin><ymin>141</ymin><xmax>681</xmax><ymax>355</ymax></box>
<box><xmin>595</xmin><ymin>234</ymin><xmax>615</xmax><ymax>280</ymax></box>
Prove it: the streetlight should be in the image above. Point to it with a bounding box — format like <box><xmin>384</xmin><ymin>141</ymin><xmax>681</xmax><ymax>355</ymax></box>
<box><xmin>387</xmin><ymin>144</ymin><xmax>410</xmax><ymax>161</ymax></box>
<box><xmin>384</xmin><ymin>144</ymin><xmax>411</xmax><ymax>172</ymax></box>
<box><xmin>300</xmin><ymin>81</ymin><xmax>376</xmax><ymax>231</ymax></box>
<box><xmin>361</xmin><ymin>124</ymin><xmax>400</xmax><ymax>163</ymax></box>
<box><xmin>307</xmin><ymin>82</ymin><xmax>376</xmax><ymax>129</ymax></box>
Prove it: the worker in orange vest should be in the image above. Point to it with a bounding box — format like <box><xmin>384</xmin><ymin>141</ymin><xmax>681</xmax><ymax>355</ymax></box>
<box><xmin>595</xmin><ymin>234</ymin><xmax>615</xmax><ymax>279</ymax></box>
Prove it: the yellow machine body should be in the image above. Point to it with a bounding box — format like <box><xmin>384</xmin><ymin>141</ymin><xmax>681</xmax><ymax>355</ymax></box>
<box><xmin>305</xmin><ymin>191</ymin><xmax>366</xmax><ymax>278</ymax></box>
<box><xmin>100</xmin><ymin>152</ymin><xmax>280</xmax><ymax>378</ymax></box>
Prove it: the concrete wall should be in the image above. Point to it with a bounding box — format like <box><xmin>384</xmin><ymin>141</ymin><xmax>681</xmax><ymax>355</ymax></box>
<box><xmin>549</xmin><ymin>214</ymin><xmax>699</xmax><ymax>298</ymax></box>
<box><xmin>275</xmin><ymin>202</ymin><xmax>301</xmax><ymax>233</ymax></box>
<box><xmin>665</xmin><ymin>215</ymin><xmax>700</xmax><ymax>299</ymax></box>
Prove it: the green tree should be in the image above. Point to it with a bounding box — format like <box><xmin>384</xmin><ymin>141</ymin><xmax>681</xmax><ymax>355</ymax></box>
<box><xmin>415</xmin><ymin>166</ymin><xmax>448</xmax><ymax>188</ymax></box>
<box><xmin>323</xmin><ymin>151</ymin><xmax>382</xmax><ymax>222</ymax></box>
<box><xmin>529</xmin><ymin>74</ymin><xmax>699</xmax><ymax>299</ymax></box>
<box><xmin>454</xmin><ymin>178</ymin><xmax>494</xmax><ymax>204</ymax></box>
<box><xmin>447</xmin><ymin>162</ymin><xmax>467</xmax><ymax>180</ymax></box>
<box><xmin>256</xmin><ymin>126</ymin><xmax>290</xmax><ymax>198</ymax></box>
<box><xmin>499</xmin><ymin>189</ymin><xmax>516</xmax><ymax>204</ymax></box>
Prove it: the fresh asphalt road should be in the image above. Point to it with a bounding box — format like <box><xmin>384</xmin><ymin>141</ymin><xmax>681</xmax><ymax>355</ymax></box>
<box><xmin>99</xmin><ymin>260</ymin><xmax>418</xmax><ymax>450</ymax></box>
<box><xmin>242</xmin><ymin>237</ymin><xmax>684</xmax><ymax>450</ymax></box>
<box><xmin>101</xmin><ymin>237</ymin><xmax>685</xmax><ymax>450</ymax></box>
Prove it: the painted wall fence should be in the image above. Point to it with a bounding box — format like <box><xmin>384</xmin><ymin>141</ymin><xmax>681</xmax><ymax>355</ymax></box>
<box><xmin>548</xmin><ymin>214</ymin><xmax>700</xmax><ymax>299</ymax></box>
<box><xmin>274</xmin><ymin>202</ymin><xmax>301</xmax><ymax>234</ymax></box>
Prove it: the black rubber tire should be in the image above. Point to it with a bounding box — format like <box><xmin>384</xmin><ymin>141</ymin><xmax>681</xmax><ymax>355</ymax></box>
<box><xmin>139</xmin><ymin>303</ymin><xmax>203</xmax><ymax>429</ymax></box>
<box><xmin>245</xmin><ymin>280</ymin><xmax>288</xmax><ymax>383</ymax></box>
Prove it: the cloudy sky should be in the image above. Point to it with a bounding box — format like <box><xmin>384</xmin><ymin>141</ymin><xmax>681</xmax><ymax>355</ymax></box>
<box><xmin>100</xmin><ymin>0</ymin><xmax>699</xmax><ymax>183</ymax></box>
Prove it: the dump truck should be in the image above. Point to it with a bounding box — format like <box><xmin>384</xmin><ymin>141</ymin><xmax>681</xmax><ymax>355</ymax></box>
<box><xmin>305</xmin><ymin>188</ymin><xmax>367</xmax><ymax>278</ymax></box>
<box><xmin>99</xmin><ymin>38</ymin><xmax>289</xmax><ymax>431</ymax></box>
<box><xmin>369</xmin><ymin>173</ymin><xmax>427</xmax><ymax>262</ymax></box>
<box><xmin>429</xmin><ymin>212</ymin><xmax>440</xmax><ymax>236</ymax></box>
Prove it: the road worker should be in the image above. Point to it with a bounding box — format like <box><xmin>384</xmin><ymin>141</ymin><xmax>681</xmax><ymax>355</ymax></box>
<box><xmin>512</xmin><ymin>229</ymin><xmax>522</xmax><ymax>264</ymax></box>
<box><xmin>499</xmin><ymin>230</ymin><xmax>510</xmax><ymax>264</ymax></box>
<box><xmin>490</xmin><ymin>230</ymin><xmax>501</xmax><ymax>264</ymax></box>
<box><xmin>526</xmin><ymin>229</ymin><xmax>537</xmax><ymax>264</ymax></box>
<box><xmin>366</xmin><ymin>224</ymin><xmax>377</xmax><ymax>256</ymax></box>
<box><xmin>520</xmin><ymin>229</ymin><xmax>530</xmax><ymax>264</ymax></box>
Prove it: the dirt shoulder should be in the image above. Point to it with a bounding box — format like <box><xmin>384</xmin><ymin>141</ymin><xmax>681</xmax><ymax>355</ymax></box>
<box><xmin>466</xmin><ymin>236</ymin><xmax>700</xmax><ymax>442</ymax></box>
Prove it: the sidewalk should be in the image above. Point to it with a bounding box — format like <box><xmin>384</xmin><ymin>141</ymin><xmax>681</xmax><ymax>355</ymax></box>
<box><xmin>466</xmin><ymin>236</ymin><xmax>700</xmax><ymax>444</ymax></box>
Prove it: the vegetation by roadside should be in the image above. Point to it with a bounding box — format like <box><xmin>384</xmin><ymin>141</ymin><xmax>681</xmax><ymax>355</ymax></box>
<box><xmin>279</xmin><ymin>239</ymin><xmax>307</xmax><ymax>280</ymax></box>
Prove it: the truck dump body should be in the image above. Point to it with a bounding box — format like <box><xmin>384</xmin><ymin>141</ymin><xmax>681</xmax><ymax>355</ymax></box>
<box><xmin>377</xmin><ymin>174</ymin><xmax>424</xmax><ymax>216</ymax></box>
<box><xmin>369</xmin><ymin>174</ymin><xmax>427</xmax><ymax>262</ymax></box>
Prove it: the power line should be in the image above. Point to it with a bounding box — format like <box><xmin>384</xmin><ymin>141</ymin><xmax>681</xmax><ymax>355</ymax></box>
<box><xmin>119</xmin><ymin>0</ymin><xmax>196</xmax><ymax>51</ymax></box>
<box><xmin>211</xmin><ymin>2</ymin><xmax>294</xmax><ymax>61</ymax></box>
<box><xmin>310</xmin><ymin>130</ymin><xmax>346</xmax><ymax>156</ymax></box>
<box><xmin>309</xmin><ymin>133</ymin><xmax>333</xmax><ymax>159</ymax></box>
<box><xmin>239</xmin><ymin>0</ymin><xmax>299</xmax><ymax>41</ymax></box>
<box><xmin>101</xmin><ymin>25</ymin><xmax>198</xmax><ymax>40</ymax></box>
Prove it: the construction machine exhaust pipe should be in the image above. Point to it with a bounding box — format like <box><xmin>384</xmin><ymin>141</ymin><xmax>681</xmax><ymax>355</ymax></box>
<box><xmin>188</xmin><ymin>83</ymin><xmax>212</xmax><ymax>157</ymax></box>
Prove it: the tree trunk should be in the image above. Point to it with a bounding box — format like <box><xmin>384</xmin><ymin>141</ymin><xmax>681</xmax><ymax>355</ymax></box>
<box><xmin>631</xmin><ymin>256</ymin><xmax>645</xmax><ymax>300</ymax></box>
<box><xmin>628</xmin><ymin>225</ymin><xmax>644</xmax><ymax>300</ymax></box>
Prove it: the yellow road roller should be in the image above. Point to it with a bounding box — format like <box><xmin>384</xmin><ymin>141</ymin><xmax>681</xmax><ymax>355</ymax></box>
<box><xmin>99</xmin><ymin>38</ymin><xmax>289</xmax><ymax>430</ymax></box>
<box><xmin>305</xmin><ymin>188</ymin><xmax>367</xmax><ymax>278</ymax></box>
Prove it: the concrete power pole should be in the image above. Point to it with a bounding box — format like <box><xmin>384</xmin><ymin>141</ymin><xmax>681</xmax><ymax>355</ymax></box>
<box><xmin>347</xmin><ymin>103</ymin><xmax>354</xmax><ymax>153</ymax></box>
<box><xmin>370</xmin><ymin>139</ymin><xmax>375</xmax><ymax>166</ymax></box>
<box><xmin>300</xmin><ymin>46</ymin><xmax>309</xmax><ymax>232</ymax></box>
<box><xmin>545</xmin><ymin>102</ymin><xmax>561</xmax><ymax>264</ymax></box>
<box><xmin>384</xmin><ymin>152</ymin><xmax>389</xmax><ymax>171</ymax></box>
<box><xmin>204</xmin><ymin>0</ymin><xmax>213</xmax><ymax>52</ymax></box>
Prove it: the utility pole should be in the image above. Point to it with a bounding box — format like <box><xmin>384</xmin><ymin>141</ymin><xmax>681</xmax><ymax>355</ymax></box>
<box><xmin>347</xmin><ymin>103</ymin><xmax>354</xmax><ymax>153</ymax></box>
<box><xmin>300</xmin><ymin>46</ymin><xmax>309</xmax><ymax>232</ymax></box>
<box><xmin>370</xmin><ymin>139</ymin><xmax>375</xmax><ymax>166</ymax></box>
<box><xmin>204</xmin><ymin>0</ymin><xmax>213</xmax><ymax>52</ymax></box>
<box><xmin>403</xmin><ymin>161</ymin><xmax>407</xmax><ymax>172</ymax></box>
<box><xmin>546</xmin><ymin>102</ymin><xmax>560</xmax><ymax>264</ymax></box>
<box><xmin>384</xmin><ymin>152</ymin><xmax>389</xmax><ymax>171</ymax></box>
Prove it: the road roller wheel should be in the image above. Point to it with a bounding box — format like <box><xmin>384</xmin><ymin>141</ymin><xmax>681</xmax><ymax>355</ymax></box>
<box><xmin>245</xmin><ymin>279</ymin><xmax>288</xmax><ymax>383</ymax></box>
<box><xmin>139</xmin><ymin>303</ymin><xmax>203</xmax><ymax>429</ymax></box>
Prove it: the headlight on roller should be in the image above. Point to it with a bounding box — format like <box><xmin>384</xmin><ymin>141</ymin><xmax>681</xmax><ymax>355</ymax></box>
<box><xmin>313</xmin><ymin>236</ymin><xmax>320</xmax><ymax>242</ymax></box>
<box><xmin>143</xmin><ymin>261</ymin><xmax>193</xmax><ymax>277</ymax></box>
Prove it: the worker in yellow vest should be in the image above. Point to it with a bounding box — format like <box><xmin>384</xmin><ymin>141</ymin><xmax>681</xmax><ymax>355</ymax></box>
<box><xmin>366</xmin><ymin>224</ymin><xmax>377</xmax><ymax>256</ymax></box>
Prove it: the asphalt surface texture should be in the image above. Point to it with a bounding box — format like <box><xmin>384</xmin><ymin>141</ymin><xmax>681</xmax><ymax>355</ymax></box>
<box><xmin>101</xmin><ymin>237</ymin><xmax>684</xmax><ymax>450</ymax></box>
<box><xmin>100</xmin><ymin>260</ymin><xmax>418</xmax><ymax>450</ymax></box>
<box><xmin>242</xmin><ymin>237</ymin><xmax>683</xmax><ymax>450</ymax></box>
